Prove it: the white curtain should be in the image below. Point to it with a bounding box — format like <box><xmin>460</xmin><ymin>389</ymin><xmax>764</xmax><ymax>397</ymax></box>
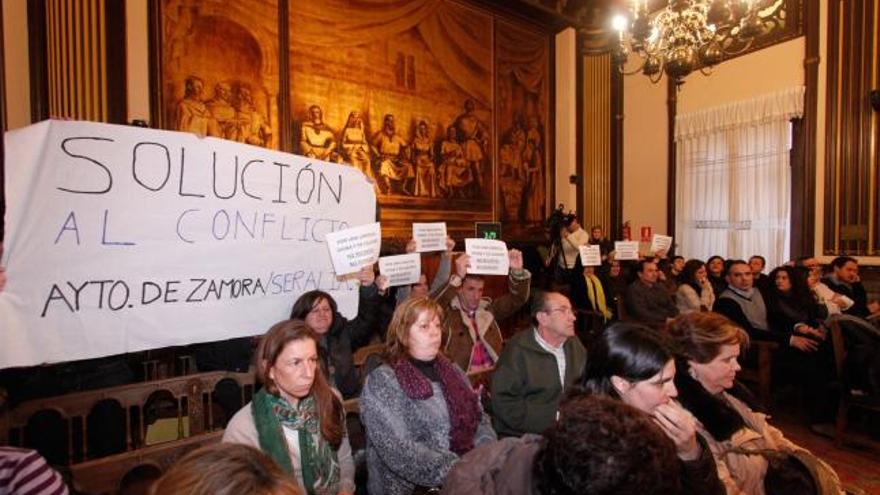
<box><xmin>674</xmin><ymin>87</ymin><xmax>804</xmax><ymax>269</ymax></box>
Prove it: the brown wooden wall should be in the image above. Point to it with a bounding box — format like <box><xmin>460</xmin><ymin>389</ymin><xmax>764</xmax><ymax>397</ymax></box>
<box><xmin>580</xmin><ymin>53</ymin><xmax>611</xmax><ymax>230</ymax></box>
<box><xmin>823</xmin><ymin>0</ymin><xmax>880</xmax><ymax>255</ymax></box>
<box><xmin>28</xmin><ymin>0</ymin><xmax>126</xmax><ymax>123</ymax></box>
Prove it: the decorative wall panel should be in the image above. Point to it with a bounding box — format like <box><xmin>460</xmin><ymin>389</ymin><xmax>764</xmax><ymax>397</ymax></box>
<box><xmin>581</xmin><ymin>53</ymin><xmax>613</xmax><ymax>233</ymax></box>
<box><xmin>152</xmin><ymin>0</ymin><xmax>280</xmax><ymax>149</ymax></box>
<box><xmin>30</xmin><ymin>0</ymin><xmax>126</xmax><ymax>122</ymax></box>
<box><xmin>288</xmin><ymin>0</ymin><xmax>494</xmax><ymax>237</ymax></box>
<box><xmin>495</xmin><ymin>20</ymin><xmax>551</xmax><ymax>239</ymax></box>
<box><xmin>150</xmin><ymin>0</ymin><xmax>554</xmax><ymax>240</ymax></box>
<box><xmin>823</xmin><ymin>0</ymin><xmax>879</xmax><ymax>255</ymax></box>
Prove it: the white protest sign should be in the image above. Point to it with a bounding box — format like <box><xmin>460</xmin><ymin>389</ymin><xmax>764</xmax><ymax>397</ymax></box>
<box><xmin>650</xmin><ymin>234</ymin><xmax>673</xmax><ymax>255</ymax></box>
<box><xmin>324</xmin><ymin>223</ymin><xmax>382</xmax><ymax>276</ymax></box>
<box><xmin>0</xmin><ymin>120</ymin><xmax>376</xmax><ymax>369</ymax></box>
<box><xmin>412</xmin><ymin>222</ymin><xmax>447</xmax><ymax>252</ymax></box>
<box><xmin>465</xmin><ymin>239</ymin><xmax>509</xmax><ymax>275</ymax></box>
<box><xmin>378</xmin><ymin>253</ymin><xmax>421</xmax><ymax>287</ymax></box>
<box><xmin>579</xmin><ymin>244</ymin><xmax>602</xmax><ymax>266</ymax></box>
<box><xmin>614</xmin><ymin>241</ymin><xmax>640</xmax><ymax>260</ymax></box>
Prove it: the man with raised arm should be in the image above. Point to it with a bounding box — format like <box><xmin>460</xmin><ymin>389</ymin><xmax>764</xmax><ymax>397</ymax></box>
<box><xmin>434</xmin><ymin>249</ymin><xmax>531</xmax><ymax>373</ymax></box>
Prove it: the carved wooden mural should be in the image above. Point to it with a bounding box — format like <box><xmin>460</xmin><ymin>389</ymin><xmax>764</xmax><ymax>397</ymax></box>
<box><xmin>154</xmin><ymin>1</ymin><xmax>280</xmax><ymax>149</ymax></box>
<box><xmin>152</xmin><ymin>0</ymin><xmax>552</xmax><ymax>240</ymax></box>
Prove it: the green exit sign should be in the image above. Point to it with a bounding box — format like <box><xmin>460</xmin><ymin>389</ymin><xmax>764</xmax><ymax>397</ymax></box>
<box><xmin>475</xmin><ymin>222</ymin><xmax>502</xmax><ymax>240</ymax></box>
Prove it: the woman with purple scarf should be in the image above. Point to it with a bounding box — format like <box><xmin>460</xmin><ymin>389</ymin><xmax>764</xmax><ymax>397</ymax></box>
<box><xmin>361</xmin><ymin>297</ymin><xmax>496</xmax><ymax>494</ymax></box>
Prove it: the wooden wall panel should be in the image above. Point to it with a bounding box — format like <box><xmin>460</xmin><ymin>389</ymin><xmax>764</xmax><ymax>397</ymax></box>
<box><xmin>581</xmin><ymin>53</ymin><xmax>613</xmax><ymax>232</ymax></box>
<box><xmin>29</xmin><ymin>0</ymin><xmax>125</xmax><ymax>123</ymax></box>
<box><xmin>824</xmin><ymin>0</ymin><xmax>879</xmax><ymax>255</ymax></box>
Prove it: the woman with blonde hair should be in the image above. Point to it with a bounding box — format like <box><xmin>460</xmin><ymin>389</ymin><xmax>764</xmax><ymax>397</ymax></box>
<box><xmin>669</xmin><ymin>312</ymin><xmax>843</xmax><ymax>495</ymax></box>
<box><xmin>150</xmin><ymin>443</ymin><xmax>302</xmax><ymax>495</ymax></box>
<box><xmin>360</xmin><ymin>296</ymin><xmax>496</xmax><ymax>494</ymax></box>
<box><xmin>223</xmin><ymin>320</ymin><xmax>354</xmax><ymax>495</ymax></box>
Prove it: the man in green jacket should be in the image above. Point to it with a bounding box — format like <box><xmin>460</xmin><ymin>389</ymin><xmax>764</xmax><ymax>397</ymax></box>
<box><xmin>491</xmin><ymin>291</ymin><xmax>586</xmax><ymax>437</ymax></box>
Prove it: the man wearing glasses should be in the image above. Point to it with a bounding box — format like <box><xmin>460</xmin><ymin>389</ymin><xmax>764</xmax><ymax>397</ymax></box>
<box><xmin>490</xmin><ymin>291</ymin><xmax>586</xmax><ymax>437</ymax></box>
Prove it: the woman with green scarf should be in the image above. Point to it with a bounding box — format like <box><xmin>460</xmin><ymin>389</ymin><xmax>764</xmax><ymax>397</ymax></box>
<box><xmin>223</xmin><ymin>320</ymin><xmax>355</xmax><ymax>495</ymax></box>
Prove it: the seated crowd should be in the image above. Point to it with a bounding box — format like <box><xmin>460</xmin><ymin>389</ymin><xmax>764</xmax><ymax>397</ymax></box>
<box><xmin>3</xmin><ymin>222</ymin><xmax>880</xmax><ymax>495</ymax></box>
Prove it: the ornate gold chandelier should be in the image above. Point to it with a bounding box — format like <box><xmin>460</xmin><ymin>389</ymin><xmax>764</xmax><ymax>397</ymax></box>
<box><xmin>611</xmin><ymin>0</ymin><xmax>786</xmax><ymax>84</ymax></box>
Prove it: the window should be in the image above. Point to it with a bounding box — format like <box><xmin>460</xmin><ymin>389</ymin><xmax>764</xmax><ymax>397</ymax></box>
<box><xmin>674</xmin><ymin>87</ymin><xmax>804</xmax><ymax>269</ymax></box>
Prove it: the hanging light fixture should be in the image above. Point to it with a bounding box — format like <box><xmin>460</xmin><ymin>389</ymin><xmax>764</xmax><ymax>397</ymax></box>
<box><xmin>610</xmin><ymin>0</ymin><xmax>786</xmax><ymax>84</ymax></box>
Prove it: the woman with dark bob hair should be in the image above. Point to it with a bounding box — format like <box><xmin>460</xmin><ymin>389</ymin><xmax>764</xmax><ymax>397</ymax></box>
<box><xmin>579</xmin><ymin>323</ymin><xmax>724</xmax><ymax>495</ymax></box>
<box><xmin>669</xmin><ymin>312</ymin><xmax>843</xmax><ymax>495</ymax></box>
<box><xmin>289</xmin><ymin>265</ymin><xmax>382</xmax><ymax>399</ymax></box>
<box><xmin>150</xmin><ymin>443</ymin><xmax>302</xmax><ymax>495</ymax></box>
<box><xmin>676</xmin><ymin>259</ymin><xmax>715</xmax><ymax>314</ymax></box>
<box><xmin>223</xmin><ymin>320</ymin><xmax>354</xmax><ymax>495</ymax></box>
<box><xmin>360</xmin><ymin>296</ymin><xmax>495</xmax><ymax>494</ymax></box>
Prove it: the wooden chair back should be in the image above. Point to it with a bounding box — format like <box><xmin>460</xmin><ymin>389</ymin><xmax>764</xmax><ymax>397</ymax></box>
<box><xmin>0</xmin><ymin>371</ymin><xmax>254</xmax><ymax>461</ymax></box>
<box><xmin>69</xmin><ymin>431</ymin><xmax>223</xmax><ymax>495</ymax></box>
<box><xmin>736</xmin><ymin>340</ymin><xmax>778</xmax><ymax>408</ymax></box>
<box><xmin>827</xmin><ymin>318</ymin><xmax>880</xmax><ymax>449</ymax></box>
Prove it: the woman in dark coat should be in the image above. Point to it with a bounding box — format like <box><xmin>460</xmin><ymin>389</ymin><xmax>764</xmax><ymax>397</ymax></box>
<box><xmin>706</xmin><ymin>255</ymin><xmax>727</xmax><ymax>297</ymax></box>
<box><xmin>289</xmin><ymin>266</ymin><xmax>382</xmax><ymax>399</ymax></box>
<box><xmin>764</xmin><ymin>265</ymin><xmax>836</xmax><ymax>425</ymax></box>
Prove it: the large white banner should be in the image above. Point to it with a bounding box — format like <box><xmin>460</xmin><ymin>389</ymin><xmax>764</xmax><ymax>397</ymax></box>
<box><xmin>0</xmin><ymin>120</ymin><xmax>376</xmax><ymax>368</ymax></box>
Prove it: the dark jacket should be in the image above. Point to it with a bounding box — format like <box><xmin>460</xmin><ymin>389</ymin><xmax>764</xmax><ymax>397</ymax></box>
<box><xmin>680</xmin><ymin>435</ymin><xmax>727</xmax><ymax>495</ymax></box>
<box><xmin>440</xmin><ymin>434</ymin><xmax>543</xmax><ymax>495</ymax></box>
<box><xmin>766</xmin><ymin>291</ymin><xmax>827</xmax><ymax>338</ymax></box>
<box><xmin>708</xmin><ymin>274</ymin><xmax>727</xmax><ymax>300</ymax></box>
<box><xmin>822</xmin><ymin>276</ymin><xmax>870</xmax><ymax>318</ymax></box>
<box><xmin>713</xmin><ymin>288</ymin><xmax>790</xmax><ymax>346</ymax></box>
<box><xmin>320</xmin><ymin>285</ymin><xmax>381</xmax><ymax>398</ymax></box>
<box><xmin>442</xmin><ymin>415</ymin><xmax>723</xmax><ymax>495</ymax></box>
<box><xmin>625</xmin><ymin>280</ymin><xmax>678</xmax><ymax>327</ymax></box>
<box><xmin>491</xmin><ymin>329</ymin><xmax>586</xmax><ymax>437</ymax></box>
<box><xmin>753</xmin><ymin>273</ymin><xmax>772</xmax><ymax>298</ymax></box>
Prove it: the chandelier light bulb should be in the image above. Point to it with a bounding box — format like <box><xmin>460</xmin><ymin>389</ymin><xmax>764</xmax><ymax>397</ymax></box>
<box><xmin>648</xmin><ymin>26</ymin><xmax>660</xmax><ymax>44</ymax></box>
<box><xmin>612</xmin><ymin>14</ymin><xmax>629</xmax><ymax>32</ymax></box>
<box><xmin>610</xmin><ymin>0</ymin><xmax>782</xmax><ymax>84</ymax></box>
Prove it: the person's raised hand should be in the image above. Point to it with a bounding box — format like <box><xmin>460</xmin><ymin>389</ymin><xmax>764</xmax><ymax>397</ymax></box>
<box><xmin>406</xmin><ymin>238</ymin><xmax>417</xmax><ymax>254</ymax></box>
<box><xmin>455</xmin><ymin>253</ymin><xmax>470</xmax><ymax>278</ymax></box>
<box><xmin>653</xmin><ymin>402</ymin><xmax>701</xmax><ymax>461</ymax></box>
<box><xmin>445</xmin><ymin>236</ymin><xmax>456</xmax><ymax>255</ymax></box>
<box><xmin>509</xmin><ymin>249</ymin><xmax>524</xmax><ymax>271</ymax></box>
<box><xmin>357</xmin><ymin>264</ymin><xmax>376</xmax><ymax>287</ymax></box>
<box><xmin>375</xmin><ymin>274</ymin><xmax>390</xmax><ymax>293</ymax></box>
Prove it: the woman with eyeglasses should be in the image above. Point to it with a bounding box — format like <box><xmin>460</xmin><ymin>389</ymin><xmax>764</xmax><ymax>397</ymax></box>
<box><xmin>289</xmin><ymin>265</ymin><xmax>382</xmax><ymax>399</ymax></box>
<box><xmin>578</xmin><ymin>322</ymin><xmax>724</xmax><ymax>495</ymax></box>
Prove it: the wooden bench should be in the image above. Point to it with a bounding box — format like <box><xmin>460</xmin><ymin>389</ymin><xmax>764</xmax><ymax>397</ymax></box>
<box><xmin>829</xmin><ymin>320</ymin><xmax>880</xmax><ymax>450</ymax></box>
<box><xmin>1</xmin><ymin>370</ymin><xmax>255</xmax><ymax>494</ymax></box>
<box><xmin>69</xmin><ymin>430</ymin><xmax>223</xmax><ymax>494</ymax></box>
<box><xmin>737</xmin><ymin>340</ymin><xmax>778</xmax><ymax>409</ymax></box>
